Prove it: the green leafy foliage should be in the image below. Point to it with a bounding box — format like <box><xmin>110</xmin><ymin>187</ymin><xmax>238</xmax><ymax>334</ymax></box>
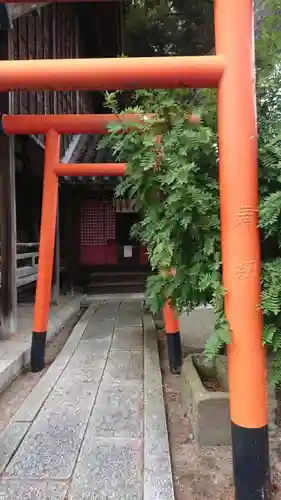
<box><xmin>100</xmin><ymin>88</ymin><xmax>229</xmax><ymax>358</ymax></box>
<box><xmin>256</xmin><ymin>0</ymin><xmax>281</xmax><ymax>381</ymax></box>
<box><xmin>100</xmin><ymin>0</ymin><xmax>281</xmax><ymax>383</ymax></box>
<box><xmin>123</xmin><ymin>0</ymin><xmax>214</xmax><ymax>57</ymax></box>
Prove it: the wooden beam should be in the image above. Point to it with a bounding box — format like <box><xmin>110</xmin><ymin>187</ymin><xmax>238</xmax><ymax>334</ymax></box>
<box><xmin>63</xmin><ymin>186</ymin><xmax>75</xmax><ymax>295</ymax></box>
<box><xmin>7</xmin><ymin>4</ymin><xmax>50</xmax><ymax>21</ymax></box>
<box><xmin>51</xmin><ymin>208</ymin><xmax>60</xmax><ymax>306</ymax></box>
<box><xmin>60</xmin><ymin>136</ymin><xmax>89</xmax><ymax>296</ymax></box>
<box><xmin>51</xmin><ymin>134</ymin><xmax>89</xmax><ymax>303</ymax></box>
<box><xmin>0</xmin><ymin>31</ymin><xmax>17</xmax><ymax>338</ymax></box>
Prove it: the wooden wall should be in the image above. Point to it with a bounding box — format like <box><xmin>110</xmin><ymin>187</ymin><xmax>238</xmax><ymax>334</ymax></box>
<box><xmin>9</xmin><ymin>3</ymin><xmax>93</xmax><ymax>153</ymax></box>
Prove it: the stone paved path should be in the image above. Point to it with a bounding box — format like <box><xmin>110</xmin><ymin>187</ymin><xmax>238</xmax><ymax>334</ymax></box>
<box><xmin>0</xmin><ymin>294</ymin><xmax>84</xmax><ymax>396</ymax></box>
<box><xmin>0</xmin><ymin>299</ymin><xmax>174</xmax><ymax>500</ymax></box>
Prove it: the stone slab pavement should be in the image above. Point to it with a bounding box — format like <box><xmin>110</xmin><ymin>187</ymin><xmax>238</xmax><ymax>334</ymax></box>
<box><xmin>0</xmin><ymin>298</ymin><xmax>174</xmax><ymax>500</ymax></box>
<box><xmin>0</xmin><ymin>294</ymin><xmax>85</xmax><ymax>396</ymax></box>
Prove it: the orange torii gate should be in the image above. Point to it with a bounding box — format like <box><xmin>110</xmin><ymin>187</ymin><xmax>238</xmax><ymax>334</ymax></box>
<box><xmin>2</xmin><ymin>112</ymin><xmax>186</xmax><ymax>375</ymax></box>
<box><xmin>0</xmin><ymin>1</ymin><xmax>269</xmax><ymax>499</ymax></box>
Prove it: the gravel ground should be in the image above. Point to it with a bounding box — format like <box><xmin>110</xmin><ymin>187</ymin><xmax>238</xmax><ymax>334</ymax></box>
<box><xmin>158</xmin><ymin>328</ymin><xmax>281</xmax><ymax>500</ymax></box>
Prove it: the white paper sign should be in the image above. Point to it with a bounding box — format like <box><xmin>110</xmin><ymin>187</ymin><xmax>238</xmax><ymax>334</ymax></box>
<box><xmin>124</xmin><ymin>246</ymin><xmax>132</xmax><ymax>258</ymax></box>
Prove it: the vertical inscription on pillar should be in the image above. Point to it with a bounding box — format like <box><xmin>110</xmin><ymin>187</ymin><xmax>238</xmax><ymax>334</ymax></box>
<box><xmin>236</xmin><ymin>261</ymin><xmax>256</xmax><ymax>280</ymax></box>
<box><xmin>236</xmin><ymin>206</ymin><xmax>258</xmax><ymax>281</ymax></box>
<box><xmin>236</xmin><ymin>206</ymin><xmax>257</xmax><ymax>226</ymax></box>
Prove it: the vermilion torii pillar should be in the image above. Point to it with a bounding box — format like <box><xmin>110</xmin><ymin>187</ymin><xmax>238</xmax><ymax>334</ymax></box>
<box><xmin>0</xmin><ymin>1</ymin><xmax>270</xmax><ymax>497</ymax></box>
<box><xmin>214</xmin><ymin>2</ymin><xmax>270</xmax><ymax>499</ymax></box>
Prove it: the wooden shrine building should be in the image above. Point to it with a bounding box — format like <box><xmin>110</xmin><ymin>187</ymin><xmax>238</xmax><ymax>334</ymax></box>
<box><xmin>0</xmin><ymin>1</ymin><xmax>148</xmax><ymax>338</ymax></box>
<box><xmin>61</xmin><ymin>169</ymin><xmax>149</xmax><ymax>296</ymax></box>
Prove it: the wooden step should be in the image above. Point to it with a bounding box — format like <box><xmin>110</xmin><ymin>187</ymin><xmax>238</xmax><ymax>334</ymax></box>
<box><xmin>87</xmin><ymin>280</ymin><xmax>146</xmax><ymax>294</ymax></box>
<box><xmin>89</xmin><ymin>273</ymin><xmax>149</xmax><ymax>285</ymax></box>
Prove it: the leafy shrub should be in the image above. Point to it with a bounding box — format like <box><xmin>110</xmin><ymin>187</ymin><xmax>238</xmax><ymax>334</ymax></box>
<box><xmin>99</xmin><ymin>0</ymin><xmax>281</xmax><ymax>382</ymax></box>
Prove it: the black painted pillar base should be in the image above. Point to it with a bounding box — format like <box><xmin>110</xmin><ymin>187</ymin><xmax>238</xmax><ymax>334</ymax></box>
<box><xmin>231</xmin><ymin>422</ymin><xmax>271</xmax><ymax>500</ymax></box>
<box><xmin>30</xmin><ymin>331</ymin><xmax>47</xmax><ymax>372</ymax></box>
<box><xmin>166</xmin><ymin>332</ymin><xmax>182</xmax><ymax>374</ymax></box>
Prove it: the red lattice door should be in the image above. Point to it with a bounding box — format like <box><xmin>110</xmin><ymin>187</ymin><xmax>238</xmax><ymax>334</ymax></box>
<box><xmin>79</xmin><ymin>200</ymin><xmax>117</xmax><ymax>265</ymax></box>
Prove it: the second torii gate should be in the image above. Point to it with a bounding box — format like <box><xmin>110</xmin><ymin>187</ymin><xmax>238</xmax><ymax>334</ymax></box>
<box><xmin>2</xmin><ymin>112</ymin><xmax>185</xmax><ymax>375</ymax></box>
<box><xmin>0</xmin><ymin>1</ymin><xmax>270</xmax><ymax>499</ymax></box>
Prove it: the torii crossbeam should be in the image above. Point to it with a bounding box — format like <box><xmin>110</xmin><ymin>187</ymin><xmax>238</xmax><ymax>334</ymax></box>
<box><xmin>0</xmin><ymin>1</ymin><xmax>269</xmax><ymax>499</ymax></box>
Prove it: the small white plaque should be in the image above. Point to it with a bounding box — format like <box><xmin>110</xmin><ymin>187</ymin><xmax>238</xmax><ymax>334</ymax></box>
<box><xmin>124</xmin><ymin>245</ymin><xmax>132</xmax><ymax>258</ymax></box>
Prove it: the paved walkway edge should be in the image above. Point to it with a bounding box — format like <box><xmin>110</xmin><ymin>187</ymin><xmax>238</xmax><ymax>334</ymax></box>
<box><xmin>0</xmin><ymin>295</ymin><xmax>86</xmax><ymax>396</ymax></box>
<box><xmin>0</xmin><ymin>303</ymin><xmax>95</xmax><ymax>474</ymax></box>
<box><xmin>143</xmin><ymin>314</ymin><xmax>175</xmax><ymax>500</ymax></box>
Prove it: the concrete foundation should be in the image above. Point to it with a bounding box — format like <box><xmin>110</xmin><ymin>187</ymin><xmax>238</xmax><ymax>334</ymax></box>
<box><xmin>181</xmin><ymin>353</ymin><xmax>277</xmax><ymax>447</ymax></box>
<box><xmin>181</xmin><ymin>354</ymin><xmax>230</xmax><ymax>447</ymax></box>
